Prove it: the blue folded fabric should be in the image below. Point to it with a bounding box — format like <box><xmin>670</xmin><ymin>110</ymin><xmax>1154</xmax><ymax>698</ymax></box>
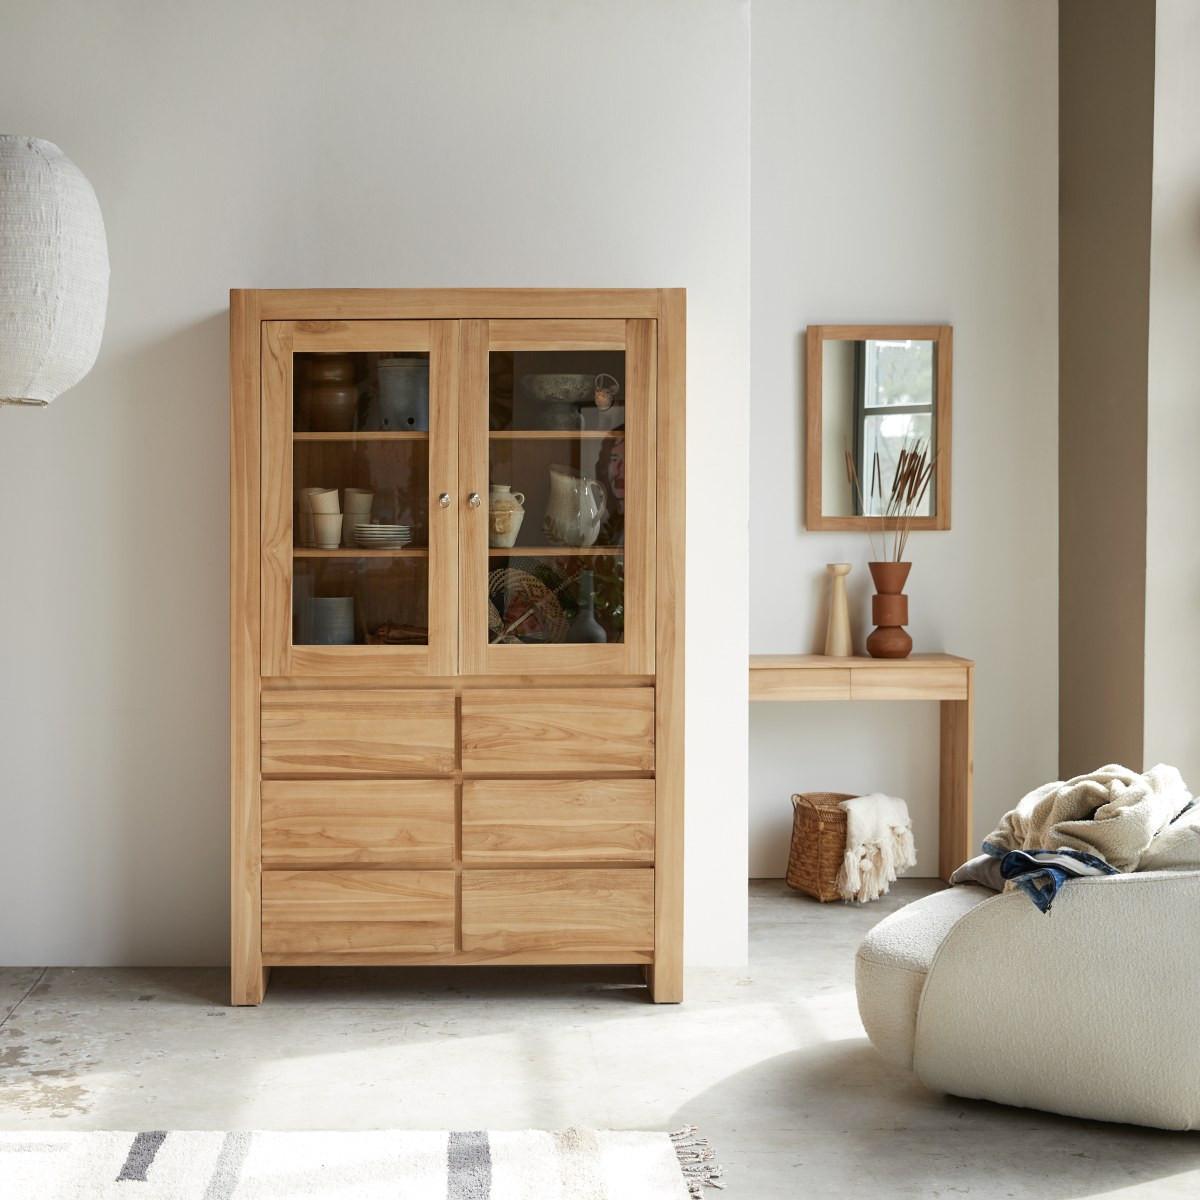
<box><xmin>981</xmin><ymin>842</ymin><xmax>1119</xmax><ymax>913</ymax></box>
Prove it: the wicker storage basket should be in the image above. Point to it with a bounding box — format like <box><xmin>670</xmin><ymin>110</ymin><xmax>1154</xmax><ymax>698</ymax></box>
<box><xmin>786</xmin><ymin>792</ymin><xmax>855</xmax><ymax>902</ymax></box>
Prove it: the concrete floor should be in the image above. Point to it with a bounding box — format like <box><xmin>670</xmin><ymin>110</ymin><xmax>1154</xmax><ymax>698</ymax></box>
<box><xmin>3</xmin><ymin>880</ymin><xmax>1200</xmax><ymax>1197</ymax></box>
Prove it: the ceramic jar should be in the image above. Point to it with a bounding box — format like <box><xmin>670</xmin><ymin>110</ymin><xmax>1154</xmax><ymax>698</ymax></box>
<box><xmin>488</xmin><ymin>483</ymin><xmax>526</xmax><ymax>548</ymax></box>
<box><xmin>301</xmin><ymin>355</ymin><xmax>357</xmax><ymax>432</ymax></box>
<box><xmin>543</xmin><ymin>464</ymin><xmax>606</xmax><ymax>548</ymax></box>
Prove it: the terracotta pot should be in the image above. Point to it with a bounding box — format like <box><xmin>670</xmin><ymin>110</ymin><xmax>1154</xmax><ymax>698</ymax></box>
<box><xmin>866</xmin><ymin>561</ymin><xmax>913</xmax><ymax>659</ymax></box>
<box><xmin>308</xmin><ymin>383</ymin><xmax>358</xmax><ymax>432</ymax></box>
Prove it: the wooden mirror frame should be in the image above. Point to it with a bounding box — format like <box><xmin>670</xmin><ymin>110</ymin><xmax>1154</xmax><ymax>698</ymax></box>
<box><xmin>805</xmin><ymin>323</ymin><xmax>952</xmax><ymax>531</ymax></box>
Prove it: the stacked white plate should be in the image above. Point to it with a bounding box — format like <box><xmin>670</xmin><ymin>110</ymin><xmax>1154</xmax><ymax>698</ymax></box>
<box><xmin>353</xmin><ymin>522</ymin><xmax>412</xmax><ymax>550</ymax></box>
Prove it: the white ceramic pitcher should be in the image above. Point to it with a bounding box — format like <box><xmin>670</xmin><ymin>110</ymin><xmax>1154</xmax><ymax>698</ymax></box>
<box><xmin>543</xmin><ymin>464</ymin><xmax>606</xmax><ymax>547</ymax></box>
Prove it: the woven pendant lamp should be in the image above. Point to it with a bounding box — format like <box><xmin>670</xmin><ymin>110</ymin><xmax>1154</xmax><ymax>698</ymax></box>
<box><xmin>0</xmin><ymin>135</ymin><xmax>109</xmax><ymax>407</ymax></box>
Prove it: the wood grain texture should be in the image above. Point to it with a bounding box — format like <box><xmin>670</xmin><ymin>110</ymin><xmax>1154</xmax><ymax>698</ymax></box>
<box><xmin>230</xmin><ymin>290</ymin><xmax>266</xmax><ymax>1006</ymax></box>
<box><xmin>939</xmin><ymin>665</ymin><xmax>975</xmax><ymax>881</ymax></box>
<box><xmin>624</xmin><ymin>318</ymin><xmax>657</xmax><ymax>674</ymax></box>
<box><xmin>460</xmin><ymin>688</ymin><xmax>654</xmax><ymax>774</ymax></box>
<box><xmin>651</xmin><ymin>287</ymin><xmax>685</xmax><ymax>1003</ymax></box>
<box><xmin>289</xmin><ymin>319</ymin><xmax>430</xmax><ymax>351</ymax></box>
<box><xmin>264</xmin><ymin>948</ymin><xmax>652</xmax><ymax>967</ymax></box>
<box><xmin>262</xmin><ymin>870</ymin><xmax>455</xmax><ymax>955</ymax></box>
<box><xmin>458</xmin><ymin>319</ymin><xmax>489</xmax><ymax>676</ymax></box>
<box><xmin>261</xmin><ymin>689</ymin><xmax>455</xmax><ymax>776</ymax></box>
<box><xmin>260</xmin><ymin>321</ymin><xmax>293</xmax><ymax>677</ymax></box>
<box><xmin>488</xmin><ymin>319</ymin><xmax>625</xmax><ymax>349</ymax></box>
<box><xmin>749</xmin><ymin>667</ymin><xmax>851</xmax><ymax>701</ymax></box>
<box><xmin>462</xmin><ymin>779</ymin><xmax>654</xmax><ymax>864</ymax></box>
<box><xmin>749</xmin><ymin>654</ymin><xmax>972</xmax><ymax>700</ymax></box>
<box><xmin>427</xmin><ymin>320</ymin><xmax>460</xmax><ymax>675</ymax></box>
<box><xmin>851</xmin><ymin>664</ymin><xmax>968</xmax><ymax>701</ymax></box>
<box><xmin>461</xmin><ymin>869</ymin><xmax>654</xmax><ymax>953</ymax></box>
<box><xmin>804</xmin><ymin>323</ymin><xmax>952</xmax><ymax>532</ymax></box>
<box><xmin>254</xmin><ymin>289</ymin><xmax>661</xmax><ymax>321</ymax></box>
<box><xmin>262</xmin><ymin>780</ymin><xmax>455</xmax><ymax>867</ymax></box>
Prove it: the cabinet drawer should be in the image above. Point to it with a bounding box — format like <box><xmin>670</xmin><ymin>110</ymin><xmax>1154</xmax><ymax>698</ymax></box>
<box><xmin>462</xmin><ymin>779</ymin><xmax>654</xmax><ymax>865</ymax></box>
<box><xmin>262</xmin><ymin>780</ymin><xmax>454</xmax><ymax>867</ymax></box>
<box><xmin>262</xmin><ymin>870</ymin><xmax>455</xmax><ymax>958</ymax></box>
<box><xmin>461</xmin><ymin>869</ymin><xmax>654</xmax><ymax>955</ymax></box>
<box><xmin>260</xmin><ymin>689</ymin><xmax>455</xmax><ymax>776</ymax></box>
<box><xmin>460</xmin><ymin>689</ymin><xmax>654</xmax><ymax>774</ymax></box>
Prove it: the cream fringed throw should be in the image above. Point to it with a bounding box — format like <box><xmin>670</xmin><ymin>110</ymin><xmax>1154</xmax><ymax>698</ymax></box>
<box><xmin>837</xmin><ymin>793</ymin><xmax>917</xmax><ymax>902</ymax></box>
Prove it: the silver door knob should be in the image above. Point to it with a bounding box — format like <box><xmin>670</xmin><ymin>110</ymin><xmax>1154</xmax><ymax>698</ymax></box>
<box><xmin>438</xmin><ymin>492</ymin><xmax>451</xmax><ymax>508</ymax></box>
<box><xmin>467</xmin><ymin>492</ymin><xmax>481</xmax><ymax>508</ymax></box>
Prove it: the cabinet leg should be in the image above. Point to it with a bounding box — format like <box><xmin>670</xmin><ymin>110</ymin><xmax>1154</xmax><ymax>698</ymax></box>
<box><xmin>231</xmin><ymin>964</ymin><xmax>269</xmax><ymax>1007</ymax></box>
<box><xmin>645</xmin><ymin>960</ymin><xmax>683</xmax><ymax>1004</ymax></box>
<box><xmin>938</xmin><ymin>668</ymin><xmax>975</xmax><ymax>881</ymax></box>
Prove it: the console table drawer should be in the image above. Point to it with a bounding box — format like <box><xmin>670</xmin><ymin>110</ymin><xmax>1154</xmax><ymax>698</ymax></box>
<box><xmin>461</xmin><ymin>869</ymin><xmax>654</xmax><ymax>955</ymax></box>
<box><xmin>850</xmin><ymin>665</ymin><xmax>969</xmax><ymax>700</ymax></box>
<box><xmin>460</xmin><ymin>689</ymin><xmax>655</xmax><ymax>774</ymax></box>
<box><xmin>462</xmin><ymin>779</ymin><xmax>655</xmax><ymax>865</ymax></box>
<box><xmin>262</xmin><ymin>870</ymin><xmax>455</xmax><ymax>957</ymax></box>
<box><xmin>260</xmin><ymin>689</ymin><xmax>456</xmax><ymax>776</ymax></box>
<box><xmin>262</xmin><ymin>780</ymin><xmax>455</xmax><ymax>867</ymax></box>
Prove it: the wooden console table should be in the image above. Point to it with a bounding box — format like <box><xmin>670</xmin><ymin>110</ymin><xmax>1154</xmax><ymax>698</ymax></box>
<box><xmin>749</xmin><ymin>654</ymin><xmax>974</xmax><ymax>881</ymax></box>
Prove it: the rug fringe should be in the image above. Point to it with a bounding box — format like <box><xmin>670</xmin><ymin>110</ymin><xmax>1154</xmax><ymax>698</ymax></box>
<box><xmin>671</xmin><ymin>1125</ymin><xmax>725</xmax><ymax>1193</ymax></box>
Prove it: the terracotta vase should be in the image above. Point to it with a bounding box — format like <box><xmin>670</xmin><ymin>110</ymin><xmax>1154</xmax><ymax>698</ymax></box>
<box><xmin>866</xmin><ymin>561</ymin><xmax>913</xmax><ymax>659</ymax></box>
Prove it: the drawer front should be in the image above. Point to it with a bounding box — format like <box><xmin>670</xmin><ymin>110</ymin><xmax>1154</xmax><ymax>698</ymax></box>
<box><xmin>460</xmin><ymin>689</ymin><xmax>654</xmax><ymax>774</ymax></box>
<box><xmin>461</xmin><ymin>869</ymin><xmax>654</xmax><ymax>954</ymax></box>
<box><xmin>262</xmin><ymin>780</ymin><xmax>455</xmax><ymax>867</ymax></box>
<box><xmin>748</xmin><ymin>667</ymin><xmax>851</xmax><ymax>701</ymax></box>
<box><xmin>850</xmin><ymin>665</ymin><xmax>968</xmax><ymax>701</ymax></box>
<box><xmin>260</xmin><ymin>689</ymin><xmax>455</xmax><ymax>776</ymax></box>
<box><xmin>462</xmin><ymin>779</ymin><xmax>654</xmax><ymax>865</ymax></box>
<box><xmin>262</xmin><ymin>870</ymin><xmax>455</xmax><ymax>957</ymax></box>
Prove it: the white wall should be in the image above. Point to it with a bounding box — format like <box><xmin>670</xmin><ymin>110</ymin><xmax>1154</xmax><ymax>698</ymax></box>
<box><xmin>750</xmin><ymin>0</ymin><xmax>1059</xmax><ymax>875</ymax></box>
<box><xmin>1144</xmin><ymin>0</ymin><xmax>1200</xmax><ymax>786</ymax></box>
<box><xmin>0</xmin><ymin>0</ymin><xmax>750</xmax><ymax>966</ymax></box>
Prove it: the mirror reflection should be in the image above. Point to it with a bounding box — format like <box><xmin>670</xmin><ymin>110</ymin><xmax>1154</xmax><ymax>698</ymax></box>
<box><xmin>821</xmin><ymin>338</ymin><xmax>936</xmax><ymax>518</ymax></box>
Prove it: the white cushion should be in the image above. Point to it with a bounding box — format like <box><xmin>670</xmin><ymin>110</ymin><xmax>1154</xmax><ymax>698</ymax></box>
<box><xmin>854</xmin><ymin>885</ymin><xmax>993</xmax><ymax>1068</ymax></box>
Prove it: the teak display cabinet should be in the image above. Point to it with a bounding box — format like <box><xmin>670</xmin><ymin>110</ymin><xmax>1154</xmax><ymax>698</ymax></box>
<box><xmin>230</xmin><ymin>289</ymin><xmax>685</xmax><ymax>1005</ymax></box>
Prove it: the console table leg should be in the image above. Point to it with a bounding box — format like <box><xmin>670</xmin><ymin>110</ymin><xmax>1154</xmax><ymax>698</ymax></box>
<box><xmin>938</xmin><ymin>666</ymin><xmax>974</xmax><ymax>881</ymax></box>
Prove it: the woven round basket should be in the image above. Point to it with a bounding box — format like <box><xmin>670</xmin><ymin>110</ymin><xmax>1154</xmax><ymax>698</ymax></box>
<box><xmin>786</xmin><ymin>792</ymin><xmax>856</xmax><ymax>902</ymax></box>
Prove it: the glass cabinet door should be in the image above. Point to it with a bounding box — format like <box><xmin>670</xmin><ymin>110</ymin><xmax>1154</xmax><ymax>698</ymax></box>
<box><xmin>459</xmin><ymin>319</ymin><xmax>656</xmax><ymax>675</ymax></box>
<box><xmin>260</xmin><ymin>321</ymin><xmax>458</xmax><ymax>676</ymax></box>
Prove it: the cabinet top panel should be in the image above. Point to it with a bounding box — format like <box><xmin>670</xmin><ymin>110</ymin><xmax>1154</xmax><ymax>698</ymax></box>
<box><xmin>231</xmin><ymin>288</ymin><xmax>681</xmax><ymax>322</ymax></box>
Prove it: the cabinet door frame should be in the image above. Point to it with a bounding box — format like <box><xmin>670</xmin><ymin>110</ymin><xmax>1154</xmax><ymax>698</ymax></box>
<box><xmin>458</xmin><ymin>317</ymin><xmax>657</xmax><ymax>676</ymax></box>
<box><xmin>260</xmin><ymin>319</ymin><xmax>459</xmax><ymax>677</ymax></box>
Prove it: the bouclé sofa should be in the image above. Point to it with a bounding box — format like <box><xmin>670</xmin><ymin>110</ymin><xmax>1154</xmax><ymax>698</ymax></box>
<box><xmin>855</xmin><ymin>873</ymin><xmax>1200</xmax><ymax>1130</ymax></box>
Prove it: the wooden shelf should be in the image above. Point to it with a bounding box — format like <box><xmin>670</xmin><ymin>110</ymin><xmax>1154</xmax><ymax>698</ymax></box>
<box><xmin>293</xmin><ymin>431</ymin><xmax>428</xmax><ymax>442</ymax></box>
<box><xmin>489</xmin><ymin>430</ymin><xmax>623</xmax><ymax>440</ymax></box>
<box><xmin>489</xmin><ymin>546</ymin><xmax>623</xmax><ymax>557</ymax></box>
<box><xmin>294</xmin><ymin>547</ymin><xmax>428</xmax><ymax>558</ymax></box>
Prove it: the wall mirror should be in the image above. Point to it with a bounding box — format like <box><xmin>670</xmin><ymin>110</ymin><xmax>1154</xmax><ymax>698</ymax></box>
<box><xmin>805</xmin><ymin>324</ymin><xmax>952</xmax><ymax>530</ymax></box>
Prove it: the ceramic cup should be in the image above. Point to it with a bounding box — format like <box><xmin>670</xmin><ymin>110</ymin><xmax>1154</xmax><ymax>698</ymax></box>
<box><xmin>309</xmin><ymin>488</ymin><xmax>340</xmax><ymax>515</ymax></box>
<box><xmin>309</xmin><ymin>596</ymin><xmax>355</xmax><ymax>645</ymax></box>
<box><xmin>298</xmin><ymin>487</ymin><xmax>325</xmax><ymax>547</ymax></box>
<box><xmin>343</xmin><ymin>488</ymin><xmax>374</xmax><ymax>516</ymax></box>
<box><xmin>313</xmin><ymin>512</ymin><xmax>343</xmax><ymax>550</ymax></box>
<box><xmin>342</xmin><ymin>489</ymin><xmax>374</xmax><ymax>546</ymax></box>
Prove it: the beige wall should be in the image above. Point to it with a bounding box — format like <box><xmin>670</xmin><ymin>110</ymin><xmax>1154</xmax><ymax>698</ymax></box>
<box><xmin>1058</xmin><ymin>0</ymin><xmax>1155</xmax><ymax>778</ymax></box>
<box><xmin>750</xmin><ymin>0</ymin><xmax>1059</xmax><ymax>875</ymax></box>
<box><xmin>1144</xmin><ymin>0</ymin><xmax>1200</xmax><ymax>785</ymax></box>
<box><xmin>0</xmin><ymin>0</ymin><xmax>750</xmax><ymax>966</ymax></box>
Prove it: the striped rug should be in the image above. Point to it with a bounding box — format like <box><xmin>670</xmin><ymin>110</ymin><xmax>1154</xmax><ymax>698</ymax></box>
<box><xmin>0</xmin><ymin>1127</ymin><xmax>722</xmax><ymax>1198</ymax></box>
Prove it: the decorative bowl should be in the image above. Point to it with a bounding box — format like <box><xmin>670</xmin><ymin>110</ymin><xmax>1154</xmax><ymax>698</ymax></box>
<box><xmin>520</xmin><ymin>373</ymin><xmax>597</xmax><ymax>405</ymax></box>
